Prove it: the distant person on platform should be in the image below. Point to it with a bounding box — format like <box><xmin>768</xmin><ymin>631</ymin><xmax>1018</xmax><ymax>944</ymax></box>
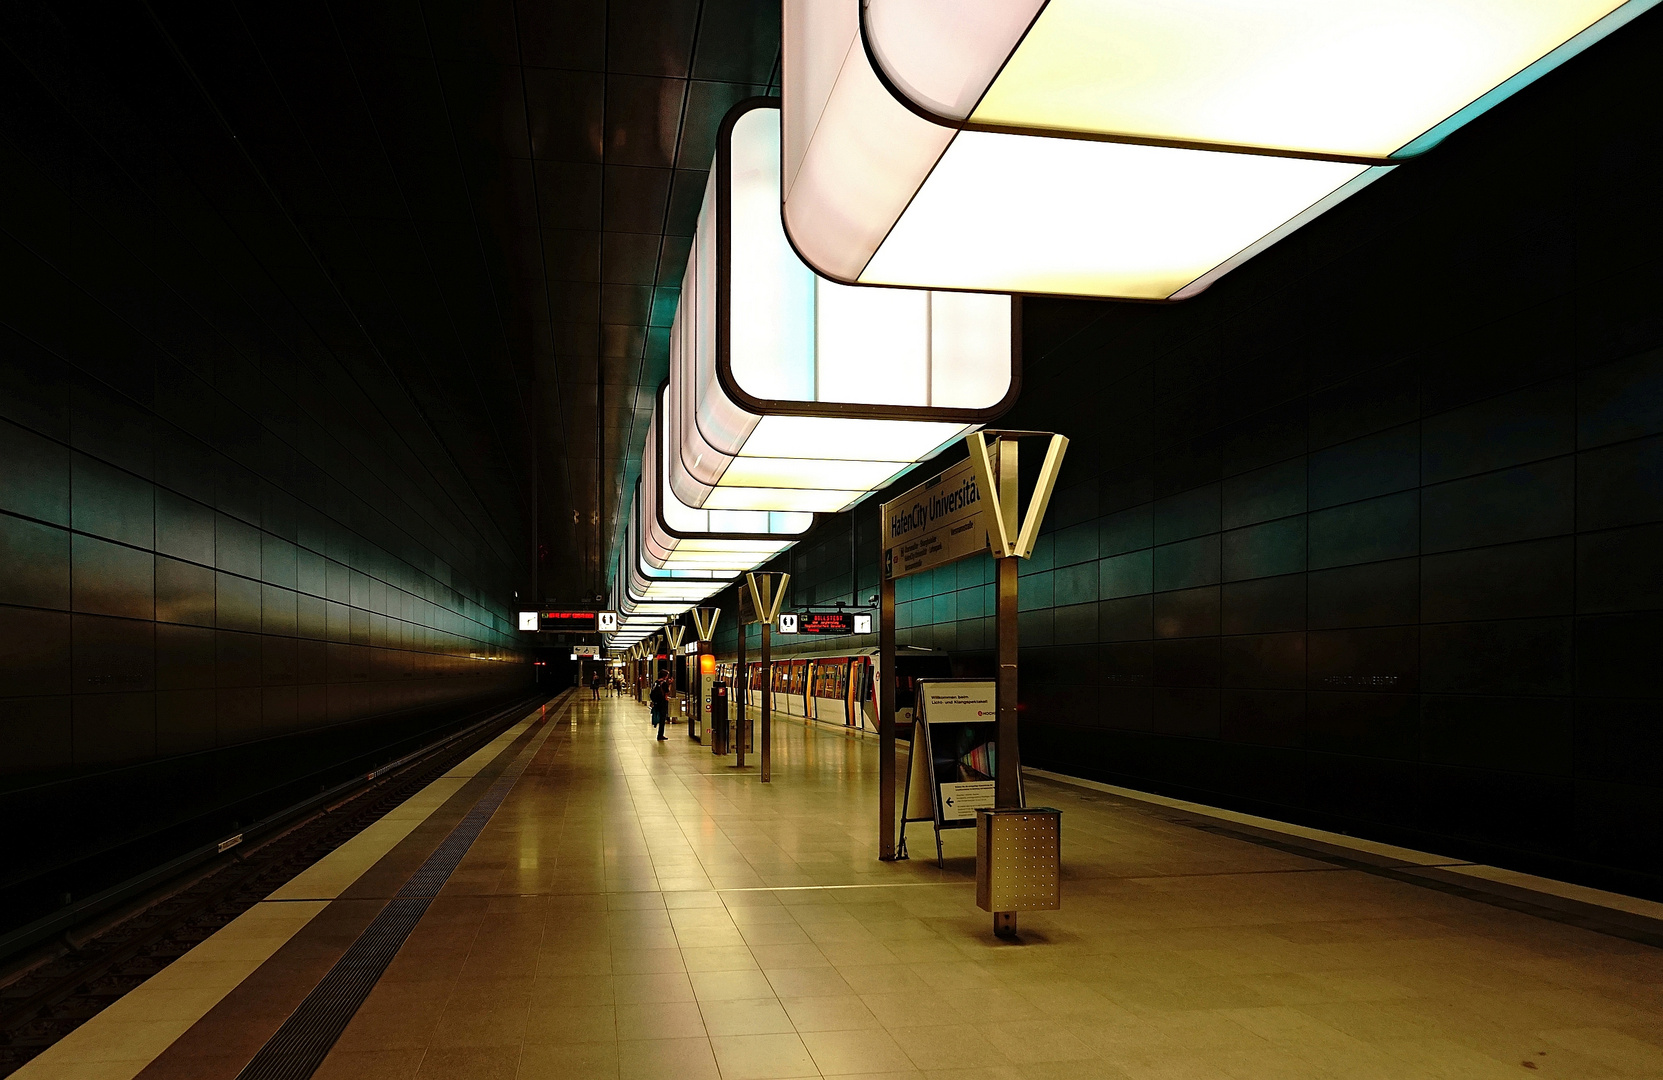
<box><xmin>589</xmin><ymin>673</ymin><xmax>601</xmax><ymax>700</ymax></box>
<box><xmin>649</xmin><ymin>676</ymin><xmax>670</xmax><ymax>740</ymax></box>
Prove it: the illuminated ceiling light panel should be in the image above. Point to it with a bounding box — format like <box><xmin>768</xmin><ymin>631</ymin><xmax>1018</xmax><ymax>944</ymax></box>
<box><xmin>624</xmin><ymin>494</ymin><xmax>732</xmax><ymax>606</ymax></box>
<box><xmin>782</xmin><ymin>0</ymin><xmax>1400</xmax><ymax>299</ymax></box>
<box><xmin>642</xmin><ymin>386</ymin><xmax>814</xmax><ymax>574</ymax></box>
<box><xmin>609</xmin><ymin>501</ymin><xmax>728</xmax><ymax>635</ymax></box>
<box><xmin>668</xmin><ymin>99</ymin><xmax>1017</xmax><ymax>513</ymax></box>
<box><xmin>862</xmin><ymin>0</ymin><xmax>1655</xmax><ymax>161</ymax></box>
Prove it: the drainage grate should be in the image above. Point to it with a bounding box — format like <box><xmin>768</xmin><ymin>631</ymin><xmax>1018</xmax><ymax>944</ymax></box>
<box><xmin>232</xmin><ymin>707</ymin><xmax>561</xmax><ymax>1080</ymax></box>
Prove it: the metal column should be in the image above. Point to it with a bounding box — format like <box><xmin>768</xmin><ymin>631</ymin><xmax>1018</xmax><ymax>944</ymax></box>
<box><xmin>735</xmin><ymin>621</ymin><xmax>746</xmax><ymax>768</ymax></box>
<box><xmin>878</xmin><ymin>575</ymin><xmax>897</xmax><ymax>860</ymax></box>
<box><xmin>760</xmin><ymin>614</ymin><xmax>772</xmax><ymax>783</ymax></box>
<box><xmin>993</xmin><ymin>439</ymin><xmax>1022</xmax><ymax>810</ymax></box>
<box><xmin>994</xmin><ymin>554</ymin><xmax>1021</xmax><ymax>809</ymax></box>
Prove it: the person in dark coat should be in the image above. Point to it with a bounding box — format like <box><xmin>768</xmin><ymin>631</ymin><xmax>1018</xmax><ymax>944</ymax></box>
<box><xmin>649</xmin><ymin>676</ymin><xmax>670</xmax><ymax>740</ymax></box>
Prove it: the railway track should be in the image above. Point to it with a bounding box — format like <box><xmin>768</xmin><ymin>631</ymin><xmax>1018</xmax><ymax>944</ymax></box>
<box><xmin>0</xmin><ymin>692</ymin><xmax>553</xmax><ymax>1077</ymax></box>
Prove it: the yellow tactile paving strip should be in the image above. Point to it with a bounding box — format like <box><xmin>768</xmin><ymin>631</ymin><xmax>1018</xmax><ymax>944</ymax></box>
<box><xmin>13</xmin><ymin>695</ymin><xmax>569</xmax><ymax>1080</ymax></box>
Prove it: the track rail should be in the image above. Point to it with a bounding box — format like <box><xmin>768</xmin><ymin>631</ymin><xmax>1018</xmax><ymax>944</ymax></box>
<box><xmin>0</xmin><ymin>691</ymin><xmax>556</xmax><ymax>1077</ymax></box>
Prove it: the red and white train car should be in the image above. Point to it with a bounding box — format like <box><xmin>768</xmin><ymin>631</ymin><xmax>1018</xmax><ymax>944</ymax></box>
<box><xmin>718</xmin><ymin>646</ymin><xmax>951</xmax><ymax>735</ymax></box>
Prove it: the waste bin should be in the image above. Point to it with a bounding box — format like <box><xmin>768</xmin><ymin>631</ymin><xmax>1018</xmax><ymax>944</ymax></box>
<box><xmin>976</xmin><ymin>807</ymin><xmax>1061</xmax><ymax>938</ymax></box>
<box><xmin>710</xmin><ymin>679</ymin><xmax>729</xmax><ymax>755</ymax></box>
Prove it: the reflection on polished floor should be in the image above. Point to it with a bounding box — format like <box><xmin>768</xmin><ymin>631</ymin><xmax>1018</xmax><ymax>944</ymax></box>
<box><xmin>147</xmin><ymin>697</ymin><xmax>1663</xmax><ymax>1079</ymax></box>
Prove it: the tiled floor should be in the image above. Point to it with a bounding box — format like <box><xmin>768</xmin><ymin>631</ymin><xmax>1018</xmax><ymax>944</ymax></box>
<box><xmin>282</xmin><ymin>694</ymin><xmax>1663</xmax><ymax>1080</ymax></box>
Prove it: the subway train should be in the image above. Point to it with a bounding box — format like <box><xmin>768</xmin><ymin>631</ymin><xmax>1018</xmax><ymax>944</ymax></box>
<box><xmin>716</xmin><ymin>645</ymin><xmax>951</xmax><ymax>735</ymax></box>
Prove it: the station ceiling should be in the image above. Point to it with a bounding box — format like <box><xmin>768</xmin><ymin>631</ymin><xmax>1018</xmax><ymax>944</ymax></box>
<box><xmin>119</xmin><ymin>0</ymin><xmax>780</xmax><ymax>604</ymax></box>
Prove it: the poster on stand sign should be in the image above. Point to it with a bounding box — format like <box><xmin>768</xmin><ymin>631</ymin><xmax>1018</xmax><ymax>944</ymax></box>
<box><xmin>900</xmin><ymin>680</ymin><xmax>1011</xmax><ymax>866</ymax></box>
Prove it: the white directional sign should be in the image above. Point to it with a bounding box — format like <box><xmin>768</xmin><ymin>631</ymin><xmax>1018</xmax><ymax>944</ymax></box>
<box><xmin>518</xmin><ymin>611</ymin><xmax>539</xmax><ymax>631</ymax></box>
<box><xmin>597</xmin><ymin>611</ymin><xmax>618</xmax><ymax>632</ymax></box>
<box><xmin>939</xmin><ymin>781</ymin><xmax>995</xmax><ymax>822</ymax></box>
<box><xmin>777</xmin><ymin>613</ymin><xmax>798</xmax><ymax>634</ymax></box>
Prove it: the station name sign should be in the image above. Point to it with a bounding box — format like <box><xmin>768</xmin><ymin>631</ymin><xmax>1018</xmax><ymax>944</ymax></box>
<box><xmin>880</xmin><ymin>456</ymin><xmax>988</xmax><ymax>581</ymax></box>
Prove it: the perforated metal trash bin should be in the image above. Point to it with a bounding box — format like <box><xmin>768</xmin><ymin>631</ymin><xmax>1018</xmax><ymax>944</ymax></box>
<box><xmin>976</xmin><ymin>808</ymin><xmax>1062</xmax><ymax>915</ymax></box>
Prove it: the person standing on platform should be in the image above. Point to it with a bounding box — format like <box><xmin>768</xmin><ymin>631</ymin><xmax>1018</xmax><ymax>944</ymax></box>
<box><xmin>589</xmin><ymin>672</ymin><xmax>602</xmax><ymax>699</ymax></box>
<box><xmin>649</xmin><ymin>676</ymin><xmax>670</xmax><ymax>740</ymax></box>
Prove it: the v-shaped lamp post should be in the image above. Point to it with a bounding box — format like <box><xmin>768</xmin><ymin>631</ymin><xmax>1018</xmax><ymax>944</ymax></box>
<box><xmin>745</xmin><ymin>572</ymin><xmax>790</xmax><ymax>782</ymax></box>
<box><xmin>966</xmin><ymin>431</ymin><xmax>1069</xmax><ymax>810</ymax></box>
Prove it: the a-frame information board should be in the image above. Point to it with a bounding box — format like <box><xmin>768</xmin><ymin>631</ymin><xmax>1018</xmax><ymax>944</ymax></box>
<box><xmin>900</xmin><ymin>679</ymin><xmax>1011</xmax><ymax>866</ymax></box>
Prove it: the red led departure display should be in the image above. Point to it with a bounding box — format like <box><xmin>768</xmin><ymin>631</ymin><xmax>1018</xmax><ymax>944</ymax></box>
<box><xmin>797</xmin><ymin>611</ymin><xmax>855</xmax><ymax>635</ymax></box>
<box><xmin>539</xmin><ymin>610</ymin><xmax>599</xmax><ymax>631</ymax></box>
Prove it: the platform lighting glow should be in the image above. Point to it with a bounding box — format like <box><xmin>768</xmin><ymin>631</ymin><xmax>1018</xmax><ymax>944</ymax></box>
<box><xmin>862</xmin><ymin>0</ymin><xmax>1654</xmax><ymax>161</ymax></box>
<box><xmin>783</xmin><ymin>0</ymin><xmax>1405</xmax><ymax>299</ymax></box>
<box><xmin>607</xmin><ymin>500</ymin><xmax>729</xmax><ymax>647</ymax></box>
<box><xmin>667</xmin><ymin>100</ymin><xmax>1016</xmax><ymax>513</ymax></box>
<box><xmin>624</xmin><ymin>495</ymin><xmax>732</xmax><ymax>606</ymax></box>
<box><xmin>642</xmin><ymin>390</ymin><xmax>812</xmax><ymax>574</ymax></box>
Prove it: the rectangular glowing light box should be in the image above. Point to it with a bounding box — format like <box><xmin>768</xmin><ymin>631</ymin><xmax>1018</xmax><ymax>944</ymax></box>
<box><xmin>625</xmin><ymin>496</ymin><xmax>732</xmax><ymax>602</ymax></box>
<box><xmin>642</xmin><ymin>385</ymin><xmax>814</xmax><ymax>574</ymax></box>
<box><xmin>861</xmin><ymin>0</ymin><xmax>1656</xmax><ymax>161</ymax></box>
<box><xmin>782</xmin><ymin>0</ymin><xmax>1403</xmax><ymax>300</ymax></box>
<box><xmin>667</xmin><ymin>99</ymin><xmax>1018</xmax><ymax>514</ymax></box>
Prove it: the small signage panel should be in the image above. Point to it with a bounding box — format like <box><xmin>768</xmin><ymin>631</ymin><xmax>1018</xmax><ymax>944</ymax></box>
<box><xmin>518</xmin><ymin>611</ymin><xmax>539</xmax><ymax>631</ymax></box>
<box><xmin>853</xmin><ymin>613</ymin><xmax>873</xmax><ymax>634</ymax></box>
<box><xmin>571</xmin><ymin>646</ymin><xmax>599</xmax><ymax>658</ymax></box>
<box><xmin>881</xmin><ymin>456</ymin><xmax>988</xmax><ymax>581</ymax></box>
<box><xmin>777</xmin><ymin>612</ymin><xmax>799</xmax><ymax>634</ymax></box>
<box><xmin>597</xmin><ymin>611</ymin><xmax>618</xmax><ymax>632</ymax></box>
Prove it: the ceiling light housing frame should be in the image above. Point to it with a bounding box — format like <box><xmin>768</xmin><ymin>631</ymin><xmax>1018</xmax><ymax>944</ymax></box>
<box><xmin>856</xmin><ymin>0</ymin><xmax>1659</xmax><ymax>164</ymax></box>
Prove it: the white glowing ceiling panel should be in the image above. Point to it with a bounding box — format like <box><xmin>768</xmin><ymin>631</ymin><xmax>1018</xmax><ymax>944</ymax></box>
<box><xmin>617</xmin><ymin>494</ymin><xmax>730</xmax><ymax>626</ymax></box>
<box><xmin>782</xmin><ymin>0</ymin><xmax>1393</xmax><ymax>299</ymax></box>
<box><xmin>667</xmin><ymin>99</ymin><xmax>1017</xmax><ymax>513</ymax></box>
<box><xmin>641</xmin><ymin>386</ymin><xmax>813</xmax><ymax>574</ymax></box>
<box><xmin>862</xmin><ymin>0</ymin><xmax>1654</xmax><ymax>161</ymax></box>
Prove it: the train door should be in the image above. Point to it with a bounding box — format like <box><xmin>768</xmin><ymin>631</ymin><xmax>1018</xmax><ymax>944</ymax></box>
<box><xmin>843</xmin><ymin>657</ymin><xmax>857</xmax><ymax>726</ymax></box>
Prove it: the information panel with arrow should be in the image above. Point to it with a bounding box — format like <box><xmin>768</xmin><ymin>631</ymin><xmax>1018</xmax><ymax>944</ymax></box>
<box><xmin>899</xmin><ymin>679</ymin><xmax>1011</xmax><ymax>866</ymax></box>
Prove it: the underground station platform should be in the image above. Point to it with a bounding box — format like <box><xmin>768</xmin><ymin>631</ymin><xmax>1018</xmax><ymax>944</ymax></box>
<box><xmin>14</xmin><ymin>691</ymin><xmax>1662</xmax><ymax>1080</ymax></box>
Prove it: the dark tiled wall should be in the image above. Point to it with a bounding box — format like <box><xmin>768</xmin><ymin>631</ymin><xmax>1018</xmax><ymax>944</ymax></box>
<box><xmin>714</xmin><ymin>13</ymin><xmax>1663</xmax><ymax>895</ymax></box>
<box><xmin>0</xmin><ymin>13</ymin><xmax>532</xmax><ymax>916</ymax></box>
<box><xmin>0</xmin><ymin>372</ymin><xmax>530</xmax><ymax>778</ymax></box>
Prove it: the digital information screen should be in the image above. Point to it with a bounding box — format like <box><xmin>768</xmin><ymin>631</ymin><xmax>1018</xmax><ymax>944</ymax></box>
<box><xmin>788</xmin><ymin>611</ymin><xmax>874</xmax><ymax>635</ymax></box>
<box><xmin>530</xmin><ymin>610</ymin><xmax>618</xmax><ymax>633</ymax></box>
<box><xmin>798</xmin><ymin>611</ymin><xmax>851</xmax><ymax>634</ymax></box>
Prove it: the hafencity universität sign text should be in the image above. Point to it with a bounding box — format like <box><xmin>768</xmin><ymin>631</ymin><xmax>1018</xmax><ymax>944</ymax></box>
<box><xmin>880</xmin><ymin>456</ymin><xmax>989</xmax><ymax>580</ymax></box>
